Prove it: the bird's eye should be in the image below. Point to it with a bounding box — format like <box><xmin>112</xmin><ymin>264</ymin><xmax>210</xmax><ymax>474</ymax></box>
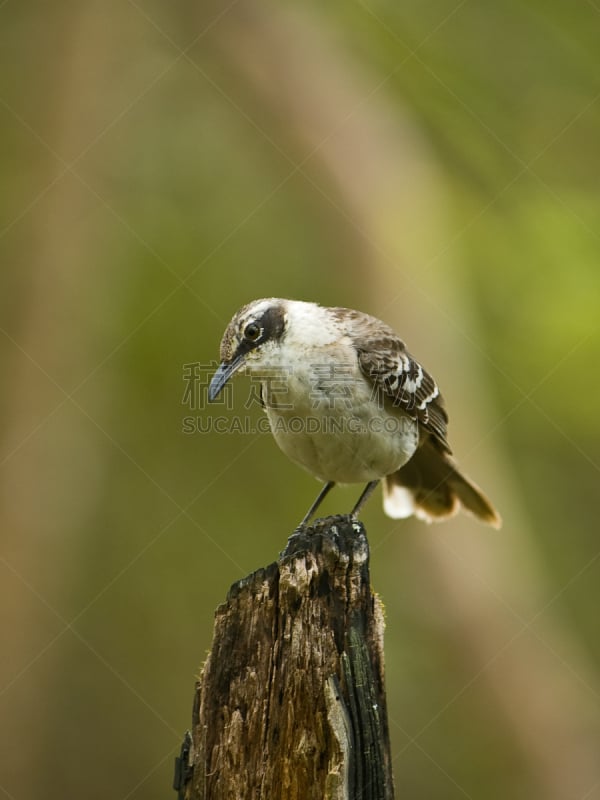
<box><xmin>244</xmin><ymin>322</ymin><xmax>261</xmax><ymax>342</ymax></box>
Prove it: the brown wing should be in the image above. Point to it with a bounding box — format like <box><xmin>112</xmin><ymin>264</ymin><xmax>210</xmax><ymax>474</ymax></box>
<box><xmin>331</xmin><ymin>307</ymin><xmax>451</xmax><ymax>453</ymax></box>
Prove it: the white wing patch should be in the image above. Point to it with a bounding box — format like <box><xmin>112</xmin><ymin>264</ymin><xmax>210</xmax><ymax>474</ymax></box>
<box><xmin>417</xmin><ymin>384</ymin><xmax>439</xmax><ymax>410</ymax></box>
<box><xmin>403</xmin><ymin>362</ymin><xmax>423</xmax><ymax>395</ymax></box>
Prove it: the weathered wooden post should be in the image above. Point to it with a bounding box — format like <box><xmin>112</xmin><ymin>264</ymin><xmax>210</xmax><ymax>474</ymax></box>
<box><xmin>174</xmin><ymin>515</ymin><xmax>395</xmax><ymax>800</ymax></box>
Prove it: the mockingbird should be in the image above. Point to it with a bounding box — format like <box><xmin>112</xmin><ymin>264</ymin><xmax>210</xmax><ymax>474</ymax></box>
<box><xmin>208</xmin><ymin>298</ymin><xmax>501</xmax><ymax>528</ymax></box>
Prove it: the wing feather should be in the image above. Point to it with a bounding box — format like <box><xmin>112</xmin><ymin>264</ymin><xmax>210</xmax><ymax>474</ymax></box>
<box><xmin>331</xmin><ymin>307</ymin><xmax>451</xmax><ymax>452</ymax></box>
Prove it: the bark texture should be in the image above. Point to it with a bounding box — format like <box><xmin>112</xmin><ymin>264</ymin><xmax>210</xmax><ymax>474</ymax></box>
<box><xmin>176</xmin><ymin>515</ymin><xmax>394</xmax><ymax>800</ymax></box>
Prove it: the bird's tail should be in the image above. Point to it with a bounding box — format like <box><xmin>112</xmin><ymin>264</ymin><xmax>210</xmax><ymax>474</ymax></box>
<box><xmin>383</xmin><ymin>439</ymin><xmax>501</xmax><ymax>528</ymax></box>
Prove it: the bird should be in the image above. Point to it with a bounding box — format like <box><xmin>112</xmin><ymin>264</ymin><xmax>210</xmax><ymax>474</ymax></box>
<box><xmin>208</xmin><ymin>298</ymin><xmax>501</xmax><ymax>529</ymax></box>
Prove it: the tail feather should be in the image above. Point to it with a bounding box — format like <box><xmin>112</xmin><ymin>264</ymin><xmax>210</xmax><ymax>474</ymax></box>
<box><xmin>383</xmin><ymin>440</ymin><xmax>501</xmax><ymax>528</ymax></box>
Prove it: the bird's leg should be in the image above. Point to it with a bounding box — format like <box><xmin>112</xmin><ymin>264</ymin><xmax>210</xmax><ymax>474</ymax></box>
<box><xmin>351</xmin><ymin>480</ymin><xmax>380</xmax><ymax>519</ymax></box>
<box><xmin>300</xmin><ymin>481</ymin><xmax>336</xmax><ymax>527</ymax></box>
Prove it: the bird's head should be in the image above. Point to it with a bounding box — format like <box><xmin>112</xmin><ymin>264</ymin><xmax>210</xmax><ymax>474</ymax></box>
<box><xmin>208</xmin><ymin>298</ymin><xmax>287</xmax><ymax>401</ymax></box>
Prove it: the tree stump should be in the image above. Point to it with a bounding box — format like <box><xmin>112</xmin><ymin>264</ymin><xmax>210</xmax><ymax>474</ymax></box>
<box><xmin>174</xmin><ymin>515</ymin><xmax>394</xmax><ymax>800</ymax></box>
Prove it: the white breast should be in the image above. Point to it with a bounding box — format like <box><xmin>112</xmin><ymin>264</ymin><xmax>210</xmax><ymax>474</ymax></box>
<box><xmin>262</xmin><ymin>346</ymin><xmax>419</xmax><ymax>484</ymax></box>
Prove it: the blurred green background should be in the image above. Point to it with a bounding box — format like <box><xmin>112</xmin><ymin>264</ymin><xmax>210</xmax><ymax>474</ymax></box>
<box><xmin>1</xmin><ymin>1</ymin><xmax>599</xmax><ymax>798</ymax></box>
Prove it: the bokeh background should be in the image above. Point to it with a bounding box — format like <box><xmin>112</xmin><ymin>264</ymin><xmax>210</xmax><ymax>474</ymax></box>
<box><xmin>1</xmin><ymin>2</ymin><xmax>599</xmax><ymax>798</ymax></box>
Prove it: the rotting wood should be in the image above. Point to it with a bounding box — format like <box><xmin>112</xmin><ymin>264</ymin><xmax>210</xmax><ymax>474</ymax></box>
<box><xmin>175</xmin><ymin>515</ymin><xmax>394</xmax><ymax>800</ymax></box>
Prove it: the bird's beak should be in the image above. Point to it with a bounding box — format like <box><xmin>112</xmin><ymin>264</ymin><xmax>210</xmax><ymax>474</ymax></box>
<box><xmin>208</xmin><ymin>354</ymin><xmax>245</xmax><ymax>401</ymax></box>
